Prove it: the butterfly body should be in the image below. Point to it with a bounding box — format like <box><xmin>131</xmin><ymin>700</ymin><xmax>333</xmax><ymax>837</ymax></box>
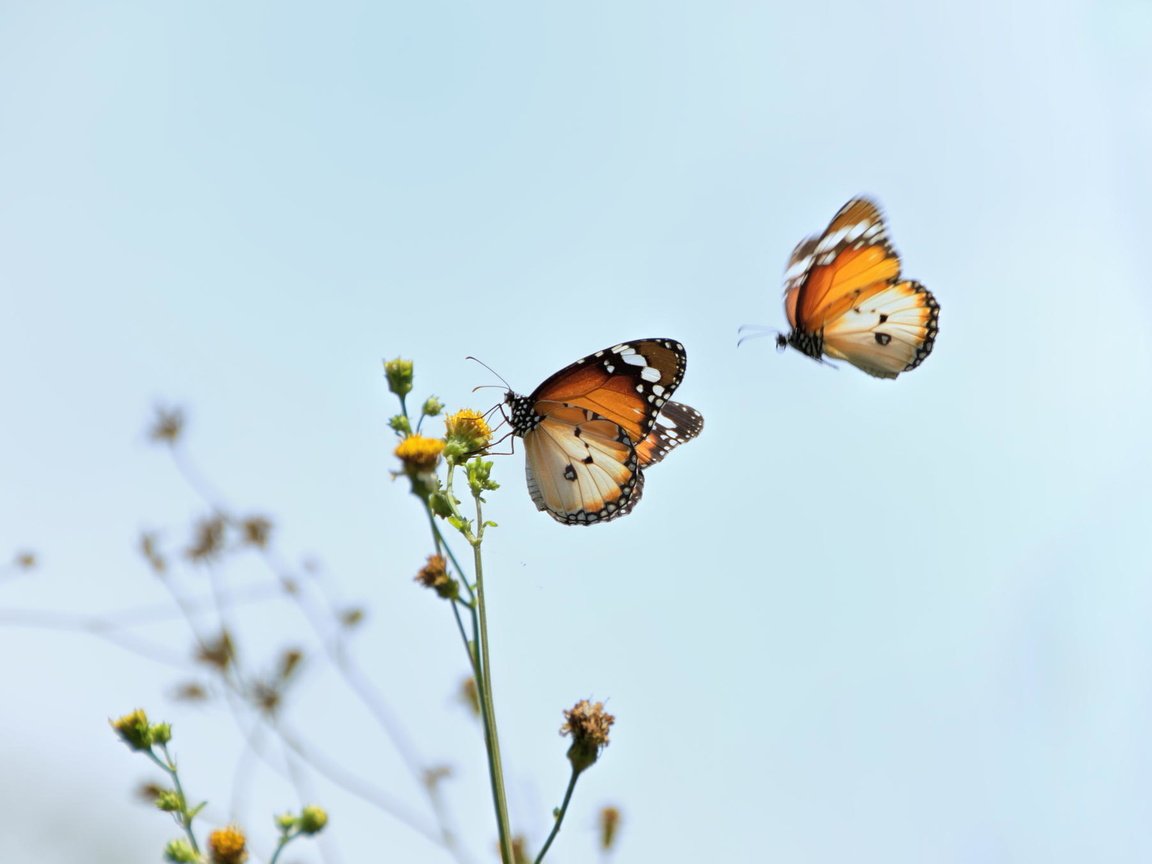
<box><xmin>771</xmin><ymin>198</ymin><xmax>940</xmax><ymax>379</ymax></box>
<box><xmin>504</xmin><ymin>339</ymin><xmax>702</xmax><ymax>525</ymax></box>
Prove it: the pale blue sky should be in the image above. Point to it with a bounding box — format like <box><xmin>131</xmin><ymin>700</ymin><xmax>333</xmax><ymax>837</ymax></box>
<box><xmin>3</xmin><ymin>1</ymin><xmax>1151</xmax><ymax>862</ymax></box>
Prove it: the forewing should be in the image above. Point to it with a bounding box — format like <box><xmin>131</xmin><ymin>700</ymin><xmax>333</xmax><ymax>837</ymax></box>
<box><xmin>529</xmin><ymin>339</ymin><xmax>687</xmax><ymax>444</ymax></box>
<box><xmin>794</xmin><ymin>198</ymin><xmax>901</xmax><ymax>328</ymax></box>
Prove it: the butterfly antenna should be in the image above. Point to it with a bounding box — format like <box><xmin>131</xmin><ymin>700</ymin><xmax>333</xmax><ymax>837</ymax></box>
<box><xmin>465</xmin><ymin>356</ymin><xmax>512</xmax><ymax>393</ymax></box>
<box><xmin>736</xmin><ymin>324</ymin><xmax>785</xmax><ymax>348</ymax></box>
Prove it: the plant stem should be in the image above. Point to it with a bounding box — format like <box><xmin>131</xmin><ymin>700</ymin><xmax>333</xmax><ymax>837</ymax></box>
<box><xmin>150</xmin><ymin>745</ymin><xmax>200</xmax><ymax>854</ymax></box>
<box><xmin>533</xmin><ymin>768</ymin><xmax>580</xmax><ymax>864</ymax></box>
<box><xmin>471</xmin><ymin>491</ymin><xmax>515</xmax><ymax>864</ymax></box>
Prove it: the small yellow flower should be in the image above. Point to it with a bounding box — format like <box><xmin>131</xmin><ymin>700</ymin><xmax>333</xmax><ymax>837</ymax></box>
<box><xmin>207</xmin><ymin>825</ymin><xmax>248</xmax><ymax>864</ymax></box>
<box><xmin>561</xmin><ymin>699</ymin><xmax>615</xmax><ymax>774</ymax></box>
<box><xmin>394</xmin><ymin>435</ymin><xmax>445</xmax><ymax>472</ymax></box>
<box><xmin>445</xmin><ymin>409</ymin><xmax>492</xmax><ymax>452</ymax></box>
<box><xmin>111</xmin><ymin>709</ymin><xmax>153</xmax><ymax>751</ymax></box>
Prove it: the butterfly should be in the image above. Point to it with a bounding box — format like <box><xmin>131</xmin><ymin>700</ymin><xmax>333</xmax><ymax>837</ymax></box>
<box><xmin>503</xmin><ymin>339</ymin><xmax>703</xmax><ymax>525</ymax></box>
<box><xmin>744</xmin><ymin>197</ymin><xmax>939</xmax><ymax>379</ymax></box>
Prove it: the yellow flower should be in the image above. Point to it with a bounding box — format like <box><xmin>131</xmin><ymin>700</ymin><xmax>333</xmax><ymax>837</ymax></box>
<box><xmin>394</xmin><ymin>435</ymin><xmax>445</xmax><ymax>472</ymax></box>
<box><xmin>207</xmin><ymin>826</ymin><xmax>248</xmax><ymax>864</ymax></box>
<box><xmin>110</xmin><ymin>708</ymin><xmax>153</xmax><ymax>751</ymax></box>
<box><xmin>445</xmin><ymin>409</ymin><xmax>492</xmax><ymax>452</ymax></box>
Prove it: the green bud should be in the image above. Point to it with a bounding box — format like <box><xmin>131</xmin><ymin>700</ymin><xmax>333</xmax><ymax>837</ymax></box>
<box><xmin>422</xmin><ymin>396</ymin><xmax>444</xmax><ymax>417</ymax></box>
<box><xmin>298</xmin><ymin>805</ymin><xmax>329</xmax><ymax>834</ymax></box>
<box><xmin>275</xmin><ymin>811</ymin><xmax>296</xmax><ymax>832</ymax></box>
<box><xmin>428</xmin><ymin>491</ymin><xmax>455</xmax><ymax>519</ymax></box>
<box><xmin>163</xmin><ymin>839</ymin><xmax>199</xmax><ymax>863</ymax></box>
<box><xmin>384</xmin><ymin>358</ymin><xmax>414</xmax><ymax>397</ymax></box>
<box><xmin>155</xmin><ymin>790</ymin><xmax>183</xmax><ymax>812</ymax></box>
<box><xmin>150</xmin><ymin>722</ymin><xmax>172</xmax><ymax>745</ymax></box>
<box><xmin>466</xmin><ymin>459</ymin><xmax>499</xmax><ymax>496</ymax></box>
<box><xmin>389</xmin><ymin>414</ymin><xmax>412</xmax><ymax>435</ymax></box>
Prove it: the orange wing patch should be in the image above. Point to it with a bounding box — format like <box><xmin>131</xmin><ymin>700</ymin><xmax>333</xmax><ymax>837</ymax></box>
<box><xmin>531</xmin><ymin>340</ymin><xmax>686</xmax><ymax>443</ymax></box>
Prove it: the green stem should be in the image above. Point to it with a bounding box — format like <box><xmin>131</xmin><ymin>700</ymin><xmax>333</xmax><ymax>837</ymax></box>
<box><xmin>471</xmin><ymin>490</ymin><xmax>515</xmax><ymax>864</ymax></box>
<box><xmin>268</xmin><ymin>831</ymin><xmax>295</xmax><ymax>864</ymax></box>
<box><xmin>533</xmin><ymin>768</ymin><xmax>580</xmax><ymax>864</ymax></box>
<box><xmin>150</xmin><ymin>745</ymin><xmax>200</xmax><ymax>854</ymax></box>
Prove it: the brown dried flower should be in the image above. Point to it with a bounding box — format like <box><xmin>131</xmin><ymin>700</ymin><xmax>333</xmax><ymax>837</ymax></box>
<box><xmin>171</xmin><ymin>682</ymin><xmax>209</xmax><ymax>702</ymax></box>
<box><xmin>561</xmin><ymin>699</ymin><xmax>615</xmax><ymax>774</ymax></box>
<box><xmin>339</xmin><ymin>607</ymin><xmax>365</xmax><ymax>629</ymax></box>
<box><xmin>149</xmin><ymin>407</ymin><xmax>185</xmax><ymax>445</ymax></box>
<box><xmin>186</xmin><ymin>515</ymin><xmax>227</xmax><ymax>563</ymax></box>
<box><xmin>140</xmin><ymin>532</ymin><xmax>166</xmax><ymax>574</ymax></box>
<box><xmin>196</xmin><ymin>630</ymin><xmax>235</xmax><ymax>671</ymax></box>
<box><xmin>459</xmin><ymin>676</ymin><xmax>480</xmax><ymax>717</ymax></box>
<box><xmin>414</xmin><ymin>554</ymin><xmax>458</xmax><ymax>600</ymax></box>
<box><xmin>599</xmin><ymin>805</ymin><xmax>622</xmax><ymax>850</ymax></box>
<box><xmin>239</xmin><ymin>516</ymin><xmax>272</xmax><ymax>549</ymax></box>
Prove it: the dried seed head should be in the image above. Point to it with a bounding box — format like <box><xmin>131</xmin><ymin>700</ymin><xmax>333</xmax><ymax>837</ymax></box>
<box><xmin>561</xmin><ymin>699</ymin><xmax>615</xmax><ymax>774</ymax></box>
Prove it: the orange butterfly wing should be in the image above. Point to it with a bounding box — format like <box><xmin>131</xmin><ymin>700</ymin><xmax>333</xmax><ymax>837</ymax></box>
<box><xmin>529</xmin><ymin>339</ymin><xmax>687</xmax><ymax>444</ymax></box>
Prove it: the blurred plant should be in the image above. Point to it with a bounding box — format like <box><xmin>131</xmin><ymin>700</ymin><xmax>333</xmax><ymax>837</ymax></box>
<box><xmin>111</xmin><ymin>708</ymin><xmax>326</xmax><ymax>863</ymax></box>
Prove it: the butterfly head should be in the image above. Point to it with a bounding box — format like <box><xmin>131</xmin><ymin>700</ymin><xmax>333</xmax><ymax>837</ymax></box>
<box><xmin>503</xmin><ymin>390</ymin><xmax>538</xmax><ymax>438</ymax></box>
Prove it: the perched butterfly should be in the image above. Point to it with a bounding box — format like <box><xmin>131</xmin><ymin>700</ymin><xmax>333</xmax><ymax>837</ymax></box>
<box><xmin>744</xmin><ymin>197</ymin><xmax>939</xmax><ymax>379</ymax></box>
<box><xmin>503</xmin><ymin>339</ymin><xmax>703</xmax><ymax>525</ymax></box>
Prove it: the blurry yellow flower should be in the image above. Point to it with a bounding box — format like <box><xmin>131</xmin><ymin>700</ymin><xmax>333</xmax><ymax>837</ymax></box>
<box><xmin>111</xmin><ymin>708</ymin><xmax>153</xmax><ymax>751</ymax></box>
<box><xmin>394</xmin><ymin>435</ymin><xmax>445</xmax><ymax>472</ymax></box>
<box><xmin>207</xmin><ymin>826</ymin><xmax>248</xmax><ymax>864</ymax></box>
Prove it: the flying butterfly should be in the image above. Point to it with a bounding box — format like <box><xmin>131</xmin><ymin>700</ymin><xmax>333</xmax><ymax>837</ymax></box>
<box><xmin>742</xmin><ymin>197</ymin><xmax>939</xmax><ymax>379</ymax></box>
<box><xmin>502</xmin><ymin>339</ymin><xmax>703</xmax><ymax>525</ymax></box>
